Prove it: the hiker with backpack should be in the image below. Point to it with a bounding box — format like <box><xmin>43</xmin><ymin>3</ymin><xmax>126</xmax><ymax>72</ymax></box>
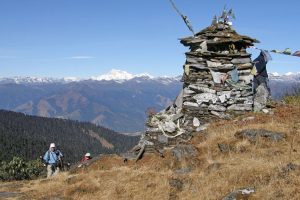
<box><xmin>43</xmin><ymin>143</ymin><xmax>63</xmax><ymax>178</ymax></box>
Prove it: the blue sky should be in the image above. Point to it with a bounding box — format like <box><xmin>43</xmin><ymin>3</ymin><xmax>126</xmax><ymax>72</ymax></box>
<box><xmin>0</xmin><ymin>0</ymin><xmax>299</xmax><ymax>78</ymax></box>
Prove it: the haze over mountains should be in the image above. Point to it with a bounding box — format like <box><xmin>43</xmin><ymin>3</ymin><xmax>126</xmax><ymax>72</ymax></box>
<box><xmin>0</xmin><ymin>69</ymin><xmax>299</xmax><ymax>133</ymax></box>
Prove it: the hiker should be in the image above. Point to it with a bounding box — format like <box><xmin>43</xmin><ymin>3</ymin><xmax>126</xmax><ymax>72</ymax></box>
<box><xmin>78</xmin><ymin>153</ymin><xmax>92</xmax><ymax>168</ymax></box>
<box><xmin>252</xmin><ymin>50</ymin><xmax>272</xmax><ymax>97</ymax></box>
<box><xmin>81</xmin><ymin>153</ymin><xmax>92</xmax><ymax>163</ymax></box>
<box><xmin>43</xmin><ymin>143</ymin><xmax>63</xmax><ymax>178</ymax></box>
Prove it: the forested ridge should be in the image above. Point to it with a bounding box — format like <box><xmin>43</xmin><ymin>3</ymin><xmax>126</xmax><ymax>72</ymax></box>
<box><xmin>0</xmin><ymin>110</ymin><xmax>139</xmax><ymax>164</ymax></box>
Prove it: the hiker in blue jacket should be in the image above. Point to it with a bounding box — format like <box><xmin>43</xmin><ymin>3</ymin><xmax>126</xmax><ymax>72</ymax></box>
<box><xmin>43</xmin><ymin>143</ymin><xmax>63</xmax><ymax>178</ymax></box>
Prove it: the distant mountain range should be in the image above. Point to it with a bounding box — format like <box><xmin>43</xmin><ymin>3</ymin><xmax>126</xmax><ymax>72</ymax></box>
<box><xmin>0</xmin><ymin>70</ymin><xmax>182</xmax><ymax>133</ymax></box>
<box><xmin>0</xmin><ymin>69</ymin><xmax>299</xmax><ymax>132</ymax></box>
<box><xmin>268</xmin><ymin>72</ymin><xmax>300</xmax><ymax>99</ymax></box>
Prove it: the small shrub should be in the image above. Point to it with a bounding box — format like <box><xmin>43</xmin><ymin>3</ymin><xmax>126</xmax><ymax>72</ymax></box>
<box><xmin>0</xmin><ymin>157</ymin><xmax>44</xmax><ymax>181</ymax></box>
<box><xmin>283</xmin><ymin>85</ymin><xmax>300</xmax><ymax>105</ymax></box>
<box><xmin>283</xmin><ymin>95</ymin><xmax>300</xmax><ymax>105</ymax></box>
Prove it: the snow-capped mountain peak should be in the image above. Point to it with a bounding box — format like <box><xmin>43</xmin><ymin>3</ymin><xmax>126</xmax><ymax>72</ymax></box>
<box><xmin>90</xmin><ymin>69</ymin><xmax>152</xmax><ymax>81</ymax></box>
<box><xmin>270</xmin><ymin>72</ymin><xmax>280</xmax><ymax>76</ymax></box>
<box><xmin>0</xmin><ymin>76</ymin><xmax>60</xmax><ymax>84</ymax></box>
<box><xmin>63</xmin><ymin>77</ymin><xmax>82</xmax><ymax>82</ymax></box>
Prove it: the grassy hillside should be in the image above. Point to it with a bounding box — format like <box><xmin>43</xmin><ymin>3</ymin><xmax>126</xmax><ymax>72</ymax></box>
<box><xmin>0</xmin><ymin>110</ymin><xmax>139</xmax><ymax>164</ymax></box>
<box><xmin>1</xmin><ymin>104</ymin><xmax>300</xmax><ymax>199</ymax></box>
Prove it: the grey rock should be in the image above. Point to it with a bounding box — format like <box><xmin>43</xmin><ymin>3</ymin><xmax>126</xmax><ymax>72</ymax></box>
<box><xmin>183</xmin><ymin>87</ymin><xmax>195</xmax><ymax>96</ymax></box>
<box><xmin>193</xmin><ymin>93</ymin><xmax>218</xmax><ymax>104</ymax></box>
<box><xmin>167</xmin><ymin>105</ymin><xmax>177</xmax><ymax>114</ymax></box>
<box><xmin>183</xmin><ymin>102</ymin><xmax>199</xmax><ymax>108</ymax></box>
<box><xmin>207</xmin><ymin>60</ymin><xmax>222</xmax><ymax>68</ymax></box>
<box><xmin>239</xmin><ymin>75</ymin><xmax>252</xmax><ymax>84</ymax></box>
<box><xmin>208</xmin><ymin>104</ymin><xmax>226</xmax><ymax>112</ymax></box>
<box><xmin>238</xmin><ymin>69</ymin><xmax>251</xmax><ymax>74</ymax></box>
<box><xmin>227</xmin><ymin>104</ymin><xmax>252</xmax><ymax>111</ymax></box>
<box><xmin>199</xmin><ymin>41</ymin><xmax>208</xmax><ymax>52</ymax></box>
<box><xmin>231</xmin><ymin>58</ymin><xmax>251</xmax><ymax>64</ymax></box>
<box><xmin>200</xmin><ymin>103</ymin><xmax>208</xmax><ymax>108</ymax></box>
<box><xmin>231</xmin><ymin>91</ymin><xmax>241</xmax><ymax>95</ymax></box>
<box><xmin>196</xmin><ymin>125</ymin><xmax>207</xmax><ymax>132</ymax></box>
<box><xmin>235</xmin><ymin>129</ymin><xmax>284</xmax><ymax>142</ymax></box>
<box><xmin>172</xmin><ymin>144</ymin><xmax>198</xmax><ymax>161</ymax></box>
<box><xmin>262</xmin><ymin>108</ymin><xmax>269</xmax><ymax>114</ymax></box>
<box><xmin>186</xmin><ymin>57</ymin><xmax>204</xmax><ymax>63</ymax></box>
<box><xmin>223</xmin><ymin>188</ymin><xmax>255</xmax><ymax>200</ymax></box>
<box><xmin>226</xmin><ymin>100</ymin><xmax>235</xmax><ymax>105</ymax></box>
<box><xmin>189</xmin><ymin>84</ymin><xmax>216</xmax><ymax>94</ymax></box>
<box><xmin>193</xmin><ymin>117</ymin><xmax>200</xmax><ymax>127</ymax></box>
<box><xmin>174</xmin><ymin>89</ymin><xmax>183</xmax><ymax>109</ymax></box>
<box><xmin>158</xmin><ymin>135</ymin><xmax>168</xmax><ymax>144</ymax></box>
<box><xmin>211</xmin><ymin>111</ymin><xmax>230</xmax><ymax>119</ymax></box>
<box><xmin>162</xmin><ymin>121</ymin><xmax>177</xmax><ymax>133</ymax></box>
<box><xmin>219</xmin><ymin>94</ymin><xmax>227</xmax><ymax>103</ymax></box>
<box><xmin>241</xmin><ymin>90</ymin><xmax>253</xmax><ymax>97</ymax></box>
<box><xmin>234</xmin><ymin>97</ymin><xmax>253</xmax><ymax>105</ymax></box>
<box><xmin>189</xmin><ymin>64</ymin><xmax>207</xmax><ymax>70</ymax></box>
<box><xmin>170</xmin><ymin>113</ymin><xmax>184</xmax><ymax>121</ymax></box>
<box><xmin>254</xmin><ymin>83</ymin><xmax>269</xmax><ymax>112</ymax></box>
<box><xmin>147</xmin><ymin>128</ymin><xmax>160</xmax><ymax>132</ymax></box>
<box><xmin>218</xmin><ymin>91</ymin><xmax>231</xmax><ymax>99</ymax></box>
<box><xmin>237</xmin><ymin>63</ymin><xmax>253</xmax><ymax>69</ymax></box>
<box><xmin>192</xmin><ymin>83</ymin><xmax>209</xmax><ymax>88</ymax></box>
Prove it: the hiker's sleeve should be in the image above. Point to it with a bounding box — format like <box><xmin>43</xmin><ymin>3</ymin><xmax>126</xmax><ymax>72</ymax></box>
<box><xmin>43</xmin><ymin>151</ymin><xmax>48</xmax><ymax>162</ymax></box>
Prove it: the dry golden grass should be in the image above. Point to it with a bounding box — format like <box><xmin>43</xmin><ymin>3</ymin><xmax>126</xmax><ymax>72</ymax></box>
<box><xmin>2</xmin><ymin>104</ymin><xmax>300</xmax><ymax>200</ymax></box>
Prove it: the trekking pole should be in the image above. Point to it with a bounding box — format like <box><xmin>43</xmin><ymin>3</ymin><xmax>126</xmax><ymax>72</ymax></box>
<box><xmin>167</xmin><ymin>0</ymin><xmax>195</xmax><ymax>36</ymax></box>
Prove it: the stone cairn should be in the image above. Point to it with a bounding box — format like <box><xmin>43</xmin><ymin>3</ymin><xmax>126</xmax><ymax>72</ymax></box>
<box><xmin>127</xmin><ymin>18</ymin><xmax>260</xmax><ymax>160</ymax></box>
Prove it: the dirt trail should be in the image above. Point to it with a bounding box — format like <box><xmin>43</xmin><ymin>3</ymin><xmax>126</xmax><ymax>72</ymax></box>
<box><xmin>0</xmin><ymin>182</ymin><xmax>24</xmax><ymax>199</ymax></box>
